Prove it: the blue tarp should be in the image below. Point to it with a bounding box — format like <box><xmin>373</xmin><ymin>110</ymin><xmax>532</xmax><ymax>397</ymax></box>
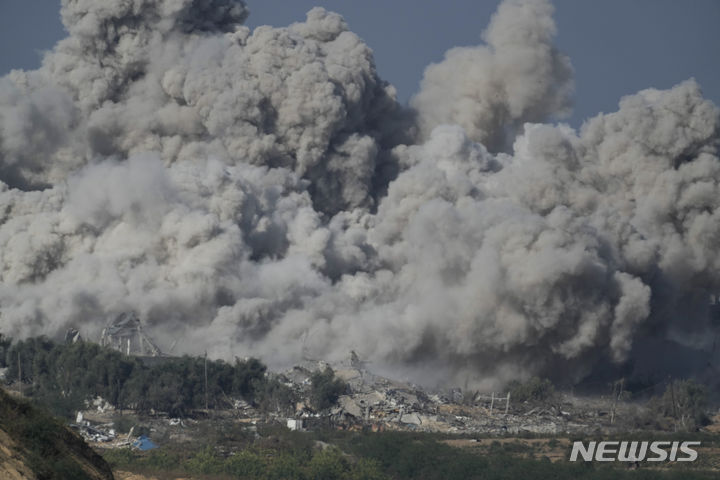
<box><xmin>132</xmin><ymin>435</ymin><xmax>158</xmax><ymax>451</ymax></box>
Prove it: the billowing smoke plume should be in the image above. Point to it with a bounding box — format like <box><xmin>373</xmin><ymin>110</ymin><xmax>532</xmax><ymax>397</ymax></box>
<box><xmin>411</xmin><ymin>0</ymin><xmax>573</xmax><ymax>151</ymax></box>
<box><xmin>1</xmin><ymin>0</ymin><xmax>718</xmax><ymax>389</ymax></box>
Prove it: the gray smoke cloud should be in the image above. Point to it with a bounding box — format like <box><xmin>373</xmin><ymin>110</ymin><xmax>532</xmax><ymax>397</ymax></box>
<box><xmin>411</xmin><ymin>0</ymin><xmax>573</xmax><ymax>152</ymax></box>
<box><xmin>1</xmin><ymin>0</ymin><xmax>719</xmax><ymax>389</ymax></box>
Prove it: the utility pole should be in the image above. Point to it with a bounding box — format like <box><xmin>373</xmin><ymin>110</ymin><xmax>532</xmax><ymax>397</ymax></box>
<box><xmin>17</xmin><ymin>351</ymin><xmax>22</xmax><ymax>398</ymax></box>
<box><xmin>204</xmin><ymin>351</ymin><xmax>209</xmax><ymax>412</ymax></box>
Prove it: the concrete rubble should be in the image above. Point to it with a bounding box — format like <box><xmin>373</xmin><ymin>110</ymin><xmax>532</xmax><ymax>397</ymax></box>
<box><xmin>275</xmin><ymin>359</ymin><xmax>613</xmax><ymax>436</ymax></box>
<box><xmin>68</xmin><ymin>356</ymin><xmax>638</xmax><ymax>447</ymax></box>
<box><xmin>71</xmin><ymin>416</ymin><xmax>167</xmax><ymax>452</ymax></box>
<box><xmin>71</xmin><ymin>414</ymin><xmax>117</xmax><ymax>443</ymax></box>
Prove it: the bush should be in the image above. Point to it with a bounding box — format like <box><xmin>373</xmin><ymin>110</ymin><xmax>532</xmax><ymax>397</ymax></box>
<box><xmin>308</xmin><ymin>447</ymin><xmax>350</xmax><ymax>480</ymax></box>
<box><xmin>350</xmin><ymin>458</ymin><xmax>390</xmax><ymax>480</ymax></box>
<box><xmin>507</xmin><ymin>377</ymin><xmax>556</xmax><ymax>404</ymax></box>
<box><xmin>101</xmin><ymin>448</ymin><xmax>135</xmax><ymax>469</ymax></box>
<box><xmin>256</xmin><ymin>376</ymin><xmax>298</xmax><ymax>415</ymax></box>
<box><xmin>264</xmin><ymin>452</ymin><xmax>305</xmax><ymax>480</ymax></box>
<box><xmin>224</xmin><ymin>450</ymin><xmax>265</xmax><ymax>477</ymax></box>
<box><xmin>184</xmin><ymin>446</ymin><xmax>225</xmax><ymax>475</ymax></box>
<box><xmin>310</xmin><ymin>367</ymin><xmax>347</xmax><ymax>411</ymax></box>
<box><xmin>143</xmin><ymin>450</ymin><xmax>183</xmax><ymax>470</ymax></box>
<box><xmin>648</xmin><ymin>379</ymin><xmax>710</xmax><ymax>431</ymax></box>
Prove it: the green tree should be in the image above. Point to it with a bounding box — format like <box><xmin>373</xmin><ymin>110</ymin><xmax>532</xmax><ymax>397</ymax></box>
<box><xmin>0</xmin><ymin>334</ymin><xmax>273</xmax><ymax>419</ymax></box>
<box><xmin>257</xmin><ymin>377</ymin><xmax>297</xmax><ymax>415</ymax></box>
<box><xmin>232</xmin><ymin>357</ymin><xmax>267</xmax><ymax>400</ymax></box>
<box><xmin>224</xmin><ymin>450</ymin><xmax>265</xmax><ymax>478</ymax></box>
<box><xmin>0</xmin><ymin>333</ymin><xmax>10</xmax><ymax>367</ymax></box>
<box><xmin>309</xmin><ymin>367</ymin><xmax>347</xmax><ymax>411</ymax></box>
<box><xmin>650</xmin><ymin>379</ymin><xmax>710</xmax><ymax>431</ymax></box>
<box><xmin>308</xmin><ymin>447</ymin><xmax>350</xmax><ymax>480</ymax></box>
<box><xmin>507</xmin><ymin>377</ymin><xmax>555</xmax><ymax>404</ymax></box>
<box><xmin>350</xmin><ymin>458</ymin><xmax>389</xmax><ymax>480</ymax></box>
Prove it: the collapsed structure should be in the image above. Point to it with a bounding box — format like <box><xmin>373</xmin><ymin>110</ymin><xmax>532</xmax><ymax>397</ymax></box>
<box><xmin>99</xmin><ymin>312</ymin><xmax>163</xmax><ymax>357</ymax></box>
<box><xmin>268</xmin><ymin>359</ymin><xmax>599</xmax><ymax>436</ymax></box>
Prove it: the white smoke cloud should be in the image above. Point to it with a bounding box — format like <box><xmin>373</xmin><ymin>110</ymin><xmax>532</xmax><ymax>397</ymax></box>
<box><xmin>0</xmin><ymin>0</ymin><xmax>718</xmax><ymax>389</ymax></box>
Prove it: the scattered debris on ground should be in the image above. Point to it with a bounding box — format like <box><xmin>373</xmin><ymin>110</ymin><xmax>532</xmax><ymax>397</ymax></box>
<box><xmin>69</xmin><ymin>356</ymin><xmax>719</xmax><ymax>458</ymax></box>
<box><xmin>270</xmin><ymin>359</ymin><xmax>626</xmax><ymax>436</ymax></box>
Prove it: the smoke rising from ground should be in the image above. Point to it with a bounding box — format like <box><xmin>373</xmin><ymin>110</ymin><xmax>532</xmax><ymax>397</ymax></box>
<box><xmin>1</xmin><ymin>0</ymin><xmax>719</xmax><ymax>389</ymax></box>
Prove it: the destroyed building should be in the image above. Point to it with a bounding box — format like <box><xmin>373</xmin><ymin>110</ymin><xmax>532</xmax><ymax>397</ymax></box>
<box><xmin>268</xmin><ymin>357</ymin><xmax>625</xmax><ymax>437</ymax></box>
<box><xmin>99</xmin><ymin>312</ymin><xmax>163</xmax><ymax>357</ymax></box>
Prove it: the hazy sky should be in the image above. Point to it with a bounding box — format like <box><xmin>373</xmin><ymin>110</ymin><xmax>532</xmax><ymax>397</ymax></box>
<box><xmin>0</xmin><ymin>0</ymin><xmax>717</xmax><ymax>127</ymax></box>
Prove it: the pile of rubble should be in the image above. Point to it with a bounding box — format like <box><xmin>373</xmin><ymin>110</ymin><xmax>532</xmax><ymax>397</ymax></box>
<box><xmin>68</xmin><ymin>357</ymin><xmax>636</xmax><ymax>444</ymax></box>
<box><xmin>71</xmin><ymin>412</ymin><xmax>118</xmax><ymax>443</ymax></box>
<box><xmin>276</xmin><ymin>360</ymin><xmax>613</xmax><ymax>436</ymax></box>
<box><xmin>71</xmin><ymin>406</ymin><xmax>163</xmax><ymax>451</ymax></box>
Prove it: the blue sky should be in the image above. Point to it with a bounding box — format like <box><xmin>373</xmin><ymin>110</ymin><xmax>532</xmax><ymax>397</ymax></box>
<box><xmin>1</xmin><ymin>0</ymin><xmax>718</xmax><ymax>127</ymax></box>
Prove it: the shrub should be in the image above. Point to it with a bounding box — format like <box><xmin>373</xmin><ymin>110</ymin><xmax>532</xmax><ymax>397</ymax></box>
<box><xmin>264</xmin><ymin>452</ymin><xmax>305</xmax><ymax>480</ymax></box>
<box><xmin>101</xmin><ymin>448</ymin><xmax>135</xmax><ymax>468</ymax></box>
<box><xmin>144</xmin><ymin>450</ymin><xmax>183</xmax><ymax>470</ymax></box>
<box><xmin>224</xmin><ymin>450</ymin><xmax>265</xmax><ymax>477</ymax></box>
<box><xmin>256</xmin><ymin>376</ymin><xmax>297</xmax><ymax>415</ymax></box>
<box><xmin>310</xmin><ymin>367</ymin><xmax>347</xmax><ymax>411</ymax></box>
<box><xmin>648</xmin><ymin>379</ymin><xmax>710</xmax><ymax>431</ymax></box>
<box><xmin>307</xmin><ymin>447</ymin><xmax>350</xmax><ymax>480</ymax></box>
<box><xmin>184</xmin><ymin>446</ymin><xmax>224</xmax><ymax>475</ymax></box>
<box><xmin>349</xmin><ymin>458</ymin><xmax>390</xmax><ymax>480</ymax></box>
<box><xmin>507</xmin><ymin>377</ymin><xmax>556</xmax><ymax>404</ymax></box>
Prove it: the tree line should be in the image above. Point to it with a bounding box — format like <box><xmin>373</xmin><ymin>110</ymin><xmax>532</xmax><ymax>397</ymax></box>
<box><xmin>0</xmin><ymin>334</ymin><xmax>275</xmax><ymax>418</ymax></box>
<box><xmin>0</xmin><ymin>334</ymin><xmax>348</xmax><ymax>419</ymax></box>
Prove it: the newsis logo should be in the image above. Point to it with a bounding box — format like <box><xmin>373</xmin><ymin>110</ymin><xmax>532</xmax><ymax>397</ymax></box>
<box><xmin>569</xmin><ymin>441</ymin><xmax>700</xmax><ymax>463</ymax></box>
